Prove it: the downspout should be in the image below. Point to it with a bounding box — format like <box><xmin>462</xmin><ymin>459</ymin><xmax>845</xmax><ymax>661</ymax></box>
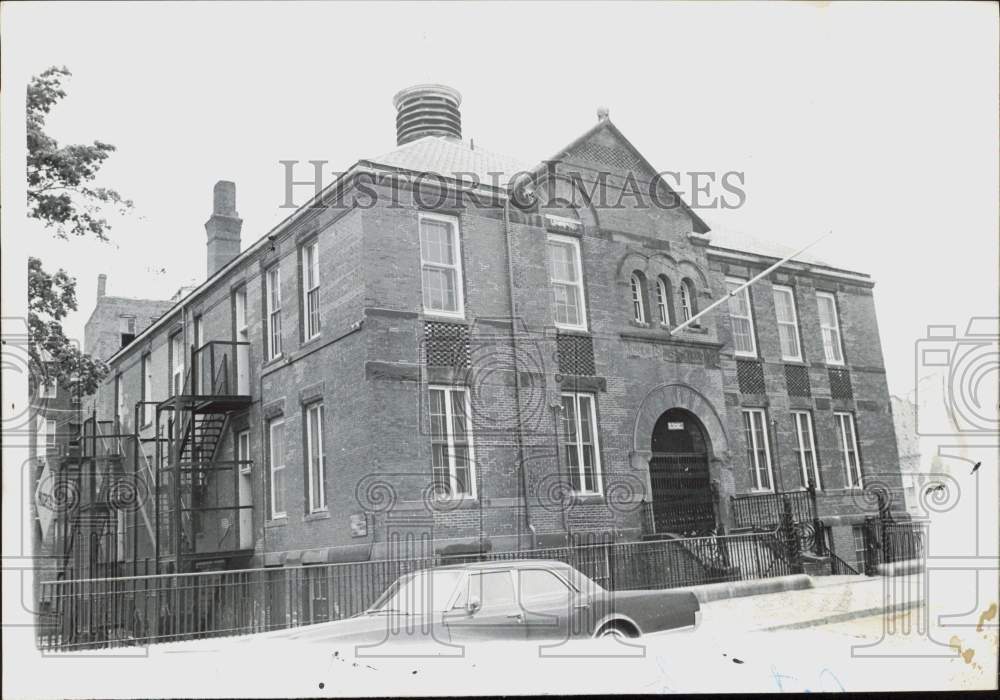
<box><xmin>502</xmin><ymin>196</ymin><xmax>535</xmax><ymax>547</ymax></box>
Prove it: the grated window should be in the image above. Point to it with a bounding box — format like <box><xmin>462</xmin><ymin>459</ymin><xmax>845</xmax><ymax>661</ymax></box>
<box><xmin>784</xmin><ymin>364</ymin><xmax>811</xmax><ymax>397</ymax></box>
<box><xmin>828</xmin><ymin>368</ymin><xmax>853</xmax><ymax>399</ymax></box>
<box><xmin>737</xmin><ymin>360</ymin><xmax>766</xmax><ymax>394</ymax></box>
<box><xmin>557</xmin><ymin>334</ymin><xmax>595</xmax><ymax>376</ymax></box>
<box><xmin>424</xmin><ymin>321</ymin><xmax>471</xmax><ymax>368</ymax></box>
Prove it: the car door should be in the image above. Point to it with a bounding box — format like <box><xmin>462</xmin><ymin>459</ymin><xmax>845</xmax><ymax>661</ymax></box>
<box><xmin>443</xmin><ymin>569</ymin><xmax>527</xmax><ymax>642</ymax></box>
<box><xmin>517</xmin><ymin>566</ymin><xmax>584</xmax><ymax>641</ymax></box>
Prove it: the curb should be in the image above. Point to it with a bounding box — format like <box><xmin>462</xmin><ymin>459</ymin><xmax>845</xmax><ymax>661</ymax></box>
<box><xmin>680</xmin><ymin>574</ymin><xmax>813</xmax><ymax>604</ymax></box>
<box><xmin>758</xmin><ymin>598</ymin><xmax>925</xmax><ymax>632</ymax></box>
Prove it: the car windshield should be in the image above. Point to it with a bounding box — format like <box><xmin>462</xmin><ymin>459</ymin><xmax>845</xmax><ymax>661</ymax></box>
<box><xmin>367</xmin><ymin>570</ymin><xmax>464</xmax><ymax>615</ymax></box>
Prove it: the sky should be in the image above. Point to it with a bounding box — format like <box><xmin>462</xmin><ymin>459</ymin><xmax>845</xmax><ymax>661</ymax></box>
<box><xmin>2</xmin><ymin>1</ymin><xmax>998</xmax><ymax>400</ymax></box>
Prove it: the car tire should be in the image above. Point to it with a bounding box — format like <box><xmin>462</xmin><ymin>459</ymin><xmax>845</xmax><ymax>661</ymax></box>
<box><xmin>595</xmin><ymin>622</ymin><xmax>639</xmax><ymax>639</ymax></box>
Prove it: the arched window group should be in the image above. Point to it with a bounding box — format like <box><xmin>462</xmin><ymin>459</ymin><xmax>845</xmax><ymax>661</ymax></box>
<box><xmin>628</xmin><ymin>271</ymin><xmax>697</xmax><ymax>329</ymax></box>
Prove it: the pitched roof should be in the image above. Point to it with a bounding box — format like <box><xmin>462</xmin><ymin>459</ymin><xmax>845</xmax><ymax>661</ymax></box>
<box><xmin>366</xmin><ymin>135</ymin><xmax>532</xmax><ymax>189</ymax></box>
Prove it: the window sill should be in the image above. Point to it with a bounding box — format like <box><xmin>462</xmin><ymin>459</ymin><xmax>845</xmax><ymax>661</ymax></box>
<box><xmin>304</xmin><ymin>510</ymin><xmax>330</xmax><ymax>522</ymax></box>
<box><xmin>262</xmin><ymin>355</ymin><xmax>285</xmax><ymax>370</ymax></box>
<box><xmin>422</xmin><ymin>310</ymin><xmax>467</xmax><ymax>323</ymax></box>
<box><xmin>301</xmin><ymin>334</ymin><xmax>321</xmax><ymax>348</ymax></box>
<box><xmin>554</xmin><ymin>325</ymin><xmax>590</xmax><ymax>336</ymax></box>
<box><xmin>572</xmin><ymin>492</ymin><xmax>605</xmax><ymax>505</ymax></box>
<box><xmin>265</xmin><ymin>517</ymin><xmax>288</xmax><ymax>528</ymax></box>
<box><xmin>629</xmin><ymin>320</ymin><xmax>651</xmax><ymax>329</ymax></box>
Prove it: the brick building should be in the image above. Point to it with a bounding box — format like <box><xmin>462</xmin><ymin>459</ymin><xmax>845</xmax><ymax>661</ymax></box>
<box><xmin>59</xmin><ymin>84</ymin><xmax>903</xmax><ymax>579</ymax></box>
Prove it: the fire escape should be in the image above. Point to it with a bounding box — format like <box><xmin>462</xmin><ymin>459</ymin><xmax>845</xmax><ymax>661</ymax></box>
<box><xmin>154</xmin><ymin>340</ymin><xmax>252</xmax><ymax>574</ymax></box>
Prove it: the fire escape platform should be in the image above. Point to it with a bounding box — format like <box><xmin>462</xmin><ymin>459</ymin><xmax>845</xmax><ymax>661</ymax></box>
<box><xmin>157</xmin><ymin>394</ymin><xmax>252</xmax><ymax>414</ymax></box>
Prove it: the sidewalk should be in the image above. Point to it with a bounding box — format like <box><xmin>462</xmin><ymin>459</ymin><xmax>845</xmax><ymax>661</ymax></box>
<box><xmin>696</xmin><ymin>573</ymin><xmax>923</xmax><ymax>633</ymax></box>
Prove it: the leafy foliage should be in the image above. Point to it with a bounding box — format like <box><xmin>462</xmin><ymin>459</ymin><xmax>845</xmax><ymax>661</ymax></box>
<box><xmin>28</xmin><ymin>257</ymin><xmax>109</xmax><ymax>397</ymax></box>
<box><xmin>27</xmin><ymin>66</ymin><xmax>132</xmax><ymax>241</ymax></box>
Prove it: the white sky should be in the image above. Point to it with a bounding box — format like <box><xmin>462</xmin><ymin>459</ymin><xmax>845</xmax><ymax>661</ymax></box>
<box><xmin>2</xmin><ymin>1</ymin><xmax>998</xmax><ymax>399</ymax></box>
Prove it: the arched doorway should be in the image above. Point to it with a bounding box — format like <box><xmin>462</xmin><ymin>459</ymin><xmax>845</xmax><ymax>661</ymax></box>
<box><xmin>649</xmin><ymin>408</ymin><xmax>717</xmax><ymax>535</ymax></box>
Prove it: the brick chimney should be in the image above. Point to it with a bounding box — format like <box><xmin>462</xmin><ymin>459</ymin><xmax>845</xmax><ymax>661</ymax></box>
<box><xmin>97</xmin><ymin>273</ymin><xmax>107</xmax><ymax>300</ymax></box>
<box><xmin>205</xmin><ymin>180</ymin><xmax>243</xmax><ymax>277</ymax></box>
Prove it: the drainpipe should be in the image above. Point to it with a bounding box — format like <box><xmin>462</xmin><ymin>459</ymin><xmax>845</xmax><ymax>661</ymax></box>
<box><xmin>502</xmin><ymin>196</ymin><xmax>534</xmax><ymax>547</ymax></box>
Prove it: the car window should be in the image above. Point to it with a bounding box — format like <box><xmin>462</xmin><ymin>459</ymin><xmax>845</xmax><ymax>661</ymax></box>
<box><xmin>370</xmin><ymin>570</ymin><xmax>464</xmax><ymax>614</ymax></box>
<box><xmin>469</xmin><ymin>571</ymin><xmax>516</xmax><ymax>610</ymax></box>
<box><xmin>518</xmin><ymin>569</ymin><xmax>571</xmax><ymax>603</ymax></box>
<box><xmin>451</xmin><ymin>577</ymin><xmax>468</xmax><ymax>610</ymax></box>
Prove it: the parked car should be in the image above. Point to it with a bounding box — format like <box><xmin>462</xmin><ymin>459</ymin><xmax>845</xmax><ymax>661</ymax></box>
<box><xmin>276</xmin><ymin>559</ymin><xmax>700</xmax><ymax>645</ymax></box>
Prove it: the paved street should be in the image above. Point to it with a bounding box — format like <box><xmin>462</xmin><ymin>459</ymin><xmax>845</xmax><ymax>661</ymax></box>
<box><xmin>13</xmin><ymin>572</ymin><xmax>995</xmax><ymax>696</ymax></box>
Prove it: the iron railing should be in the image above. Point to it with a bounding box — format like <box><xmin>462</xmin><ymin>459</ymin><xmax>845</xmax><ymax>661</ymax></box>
<box><xmin>862</xmin><ymin>516</ymin><xmax>927</xmax><ymax>575</ymax></box>
<box><xmin>829</xmin><ymin>551</ymin><xmax>861</xmax><ymax>576</ymax></box>
<box><xmin>730</xmin><ymin>487</ymin><xmax>816</xmax><ymax>530</ymax></box>
<box><xmin>190</xmin><ymin>340</ymin><xmax>250</xmax><ymax>396</ymax></box>
<box><xmin>38</xmin><ymin>529</ymin><xmax>797</xmax><ymax>652</ymax></box>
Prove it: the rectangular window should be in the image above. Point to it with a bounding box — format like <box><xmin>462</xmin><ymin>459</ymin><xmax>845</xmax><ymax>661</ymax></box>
<box><xmin>119</xmin><ymin>315</ymin><xmax>137</xmax><ymax>348</ymax></box>
<box><xmin>193</xmin><ymin>315</ymin><xmax>204</xmax><ymax>392</ymax></box>
<box><xmin>726</xmin><ymin>277</ymin><xmax>757</xmax><ymax>357</ymax></box>
<box><xmin>116</xmin><ymin>374</ymin><xmax>125</xmax><ymax>427</ymax></box>
<box><xmin>742</xmin><ymin>409</ymin><xmax>773</xmax><ymax>491</ymax></box>
<box><xmin>792</xmin><ymin>411</ymin><xmax>820</xmax><ymax>490</ymax></box>
<box><xmin>266</xmin><ymin>265</ymin><xmax>283</xmax><ymax>359</ymax></box>
<box><xmin>142</xmin><ymin>354</ymin><xmax>153</xmax><ymax>426</ymax></box>
<box><xmin>46</xmin><ymin>418</ymin><xmax>57</xmax><ymax>448</ymax></box>
<box><xmin>429</xmin><ymin>386</ymin><xmax>476</xmax><ymax>498</ymax></box>
<box><xmin>419</xmin><ymin>213</ymin><xmax>464</xmax><ymax>317</ymax></box>
<box><xmin>305</xmin><ymin>402</ymin><xmax>326</xmax><ymax>512</ymax></box>
<box><xmin>546</xmin><ymin>234</ymin><xmax>587</xmax><ymax>331</ymax></box>
<box><xmin>560</xmin><ymin>392</ymin><xmax>602</xmax><ymax>494</ymax></box>
<box><xmin>772</xmin><ymin>285</ymin><xmax>803</xmax><ymax>362</ymax></box>
<box><xmin>116</xmin><ymin>509</ymin><xmax>126</xmax><ymax>562</ymax></box>
<box><xmin>835</xmin><ymin>412</ymin><xmax>863</xmax><ymax>488</ymax></box>
<box><xmin>268</xmin><ymin>417</ymin><xmax>286</xmax><ymax>518</ymax></box>
<box><xmin>302</xmin><ymin>240</ymin><xmax>321</xmax><ymax>340</ymax></box>
<box><xmin>852</xmin><ymin>525</ymin><xmax>867</xmax><ymax>571</ymax></box>
<box><xmin>306</xmin><ymin>566</ymin><xmax>330</xmax><ymax>623</ymax></box>
<box><xmin>170</xmin><ymin>333</ymin><xmax>184</xmax><ymax>396</ymax></box>
<box><xmin>816</xmin><ymin>292</ymin><xmax>844</xmax><ymax>365</ymax></box>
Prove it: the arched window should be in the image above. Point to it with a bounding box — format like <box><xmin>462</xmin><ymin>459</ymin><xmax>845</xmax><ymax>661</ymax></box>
<box><xmin>680</xmin><ymin>278</ymin><xmax>697</xmax><ymax>323</ymax></box>
<box><xmin>630</xmin><ymin>273</ymin><xmax>646</xmax><ymax>323</ymax></box>
<box><xmin>656</xmin><ymin>276</ymin><xmax>672</xmax><ymax>326</ymax></box>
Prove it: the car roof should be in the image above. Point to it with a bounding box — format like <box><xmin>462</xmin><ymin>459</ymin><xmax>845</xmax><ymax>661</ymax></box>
<box><xmin>431</xmin><ymin>559</ymin><xmax>576</xmax><ymax>572</ymax></box>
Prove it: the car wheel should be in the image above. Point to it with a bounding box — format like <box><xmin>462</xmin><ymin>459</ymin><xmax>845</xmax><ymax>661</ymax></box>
<box><xmin>595</xmin><ymin>623</ymin><xmax>638</xmax><ymax>639</ymax></box>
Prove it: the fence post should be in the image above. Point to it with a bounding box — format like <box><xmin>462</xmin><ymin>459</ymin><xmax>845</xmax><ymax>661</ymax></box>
<box><xmin>780</xmin><ymin>495</ymin><xmax>803</xmax><ymax>574</ymax></box>
<box><xmin>806</xmin><ymin>484</ymin><xmax>825</xmax><ymax>556</ymax></box>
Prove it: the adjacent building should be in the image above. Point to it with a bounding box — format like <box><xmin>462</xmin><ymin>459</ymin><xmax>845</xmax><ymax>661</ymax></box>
<box><xmin>56</xmin><ymin>84</ymin><xmax>904</xmax><ymax>580</ymax></box>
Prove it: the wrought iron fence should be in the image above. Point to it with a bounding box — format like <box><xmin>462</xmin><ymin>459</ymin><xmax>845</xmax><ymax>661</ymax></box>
<box><xmin>37</xmin><ymin>529</ymin><xmax>797</xmax><ymax>652</ymax></box>
<box><xmin>829</xmin><ymin>551</ymin><xmax>861</xmax><ymax>576</ymax></box>
<box><xmin>862</xmin><ymin>517</ymin><xmax>927</xmax><ymax>575</ymax></box>
<box><xmin>730</xmin><ymin>488</ymin><xmax>816</xmax><ymax>530</ymax></box>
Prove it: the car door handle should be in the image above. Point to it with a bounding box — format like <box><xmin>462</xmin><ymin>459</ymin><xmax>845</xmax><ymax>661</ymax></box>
<box><xmin>506</xmin><ymin>613</ymin><xmax>524</xmax><ymax>622</ymax></box>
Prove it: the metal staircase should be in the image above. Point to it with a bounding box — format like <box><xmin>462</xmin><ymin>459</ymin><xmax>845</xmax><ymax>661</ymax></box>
<box><xmin>155</xmin><ymin>340</ymin><xmax>251</xmax><ymax>574</ymax></box>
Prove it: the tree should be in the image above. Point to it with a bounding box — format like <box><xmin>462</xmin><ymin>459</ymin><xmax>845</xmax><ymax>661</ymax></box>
<box><xmin>28</xmin><ymin>257</ymin><xmax>108</xmax><ymax>397</ymax></box>
<box><xmin>27</xmin><ymin>66</ymin><xmax>132</xmax><ymax>241</ymax></box>
<box><xmin>26</xmin><ymin>66</ymin><xmax>128</xmax><ymax>396</ymax></box>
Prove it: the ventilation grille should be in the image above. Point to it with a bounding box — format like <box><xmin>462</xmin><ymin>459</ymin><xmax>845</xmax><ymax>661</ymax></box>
<box><xmin>784</xmin><ymin>365</ymin><xmax>811</xmax><ymax>397</ymax></box>
<box><xmin>557</xmin><ymin>334</ymin><xmax>595</xmax><ymax>376</ymax></box>
<box><xmin>424</xmin><ymin>322</ymin><xmax>470</xmax><ymax>368</ymax></box>
<box><xmin>737</xmin><ymin>360</ymin><xmax>766</xmax><ymax>394</ymax></box>
<box><xmin>828</xmin><ymin>368</ymin><xmax>853</xmax><ymax>399</ymax></box>
<box><xmin>573</xmin><ymin>142</ymin><xmax>638</xmax><ymax>170</ymax></box>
